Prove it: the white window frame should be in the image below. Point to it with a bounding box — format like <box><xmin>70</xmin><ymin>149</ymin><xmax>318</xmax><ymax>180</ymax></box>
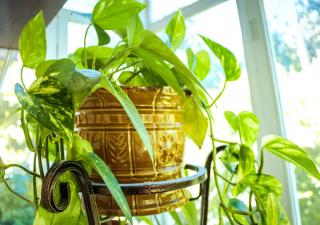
<box><xmin>57</xmin><ymin>0</ymin><xmax>301</xmax><ymax>223</ymax></box>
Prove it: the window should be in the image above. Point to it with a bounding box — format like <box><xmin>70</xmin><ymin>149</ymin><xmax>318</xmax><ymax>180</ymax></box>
<box><xmin>1</xmin><ymin>0</ymin><xmax>318</xmax><ymax>224</ymax></box>
<box><xmin>264</xmin><ymin>0</ymin><xmax>320</xmax><ymax>224</ymax></box>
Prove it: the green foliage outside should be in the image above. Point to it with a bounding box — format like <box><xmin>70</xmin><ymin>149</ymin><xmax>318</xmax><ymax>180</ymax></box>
<box><xmin>0</xmin><ymin>95</ymin><xmax>34</xmax><ymax>225</ymax></box>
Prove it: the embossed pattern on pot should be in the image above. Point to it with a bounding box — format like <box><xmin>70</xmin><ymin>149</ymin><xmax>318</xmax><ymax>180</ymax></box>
<box><xmin>76</xmin><ymin>86</ymin><xmax>189</xmax><ymax>215</ymax></box>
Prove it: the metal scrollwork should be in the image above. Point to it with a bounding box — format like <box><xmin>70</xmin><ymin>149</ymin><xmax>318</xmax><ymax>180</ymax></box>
<box><xmin>41</xmin><ymin>161</ymin><xmax>100</xmax><ymax>225</ymax></box>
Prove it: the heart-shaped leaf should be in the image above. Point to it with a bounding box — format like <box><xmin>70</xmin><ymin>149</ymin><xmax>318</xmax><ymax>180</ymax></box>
<box><xmin>238</xmin><ymin>111</ymin><xmax>259</xmax><ymax>147</ymax></box>
<box><xmin>19</xmin><ymin>11</ymin><xmax>46</xmax><ymax>69</ymax></box>
<box><xmin>92</xmin><ymin>0</ymin><xmax>146</xmax><ymax>30</ymax></box>
<box><xmin>166</xmin><ymin>10</ymin><xmax>186</xmax><ymax>50</ymax></box>
<box><xmin>43</xmin><ymin>59</ymin><xmax>101</xmax><ymax>110</ymax></box>
<box><xmin>262</xmin><ymin>135</ymin><xmax>320</xmax><ymax>180</ymax></box>
<box><xmin>93</xmin><ymin>23</ymin><xmax>110</xmax><ymax>46</ymax></box>
<box><xmin>194</xmin><ymin>50</ymin><xmax>211</xmax><ymax>80</ymax></box>
<box><xmin>224</xmin><ymin>111</ymin><xmax>238</xmax><ymax>132</ymax></box>
<box><xmin>200</xmin><ymin>35</ymin><xmax>241</xmax><ymax>81</ymax></box>
<box><xmin>182</xmin><ymin>96</ymin><xmax>208</xmax><ymax>148</ymax></box>
<box><xmin>15</xmin><ymin>81</ymin><xmax>74</xmax><ymax>143</ymax></box>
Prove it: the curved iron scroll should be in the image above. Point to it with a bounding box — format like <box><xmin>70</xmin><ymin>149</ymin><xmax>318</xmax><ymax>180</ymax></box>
<box><xmin>41</xmin><ymin>161</ymin><xmax>100</xmax><ymax>225</ymax></box>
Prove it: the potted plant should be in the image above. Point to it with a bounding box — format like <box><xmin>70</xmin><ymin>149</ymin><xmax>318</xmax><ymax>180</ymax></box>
<box><xmin>0</xmin><ymin>0</ymin><xmax>319</xmax><ymax>224</ymax></box>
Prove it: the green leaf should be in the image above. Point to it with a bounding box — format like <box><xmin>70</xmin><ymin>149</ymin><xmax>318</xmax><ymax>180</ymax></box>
<box><xmin>35</xmin><ymin>60</ymin><xmax>56</xmax><ymax>78</ymax></box>
<box><xmin>86</xmin><ymin>152</ymin><xmax>132</xmax><ymax>223</ymax></box>
<box><xmin>169</xmin><ymin>211</ymin><xmax>183</xmax><ymax>225</ymax></box>
<box><xmin>93</xmin><ymin>23</ymin><xmax>110</xmax><ymax>45</ymax></box>
<box><xmin>138</xmin><ymin>216</ymin><xmax>153</xmax><ymax>225</ymax></box>
<box><xmin>165</xmin><ymin>10</ymin><xmax>186</xmax><ymax>50</ymax></box>
<box><xmin>15</xmin><ymin>81</ymin><xmax>74</xmax><ymax>143</ymax></box>
<box><xmin>92</xmin><ymin>0</ymin><xmax>146</xmax><ymax>30</ymax></box>
<box><xmin>237</xmin><ymin>174</ymin><xmax>283</xmax><ymax>197</ymax></box>
<box><xmin>68</xmin><ymin>134</ymin><xmax>94</xmax><ymax>174</ymax></box>
<box><xmin>186</xmin><ymin>48</ymin><xmax>195</xmax><ymax>70</ymax></box>
<box><xmin>228</xmin><ymin>199</ymin><xmax>250</xmax><ymax>225</ymax></box>
<box><xmin>44</xmin><ymin>59</ymin><xmax>101</xmax><ymax>110</ymax></box>
<box><xmin>127</xmin><ymin>14</ymin><xmax>144</xmax><ymax>47</ymax></box>
<box><xmin>220</xmin><ymin>144</ymin><xmax>240</xmax><ymax>174</ymax></box>
<box><xmin>133</xmin><ymin>47</ymin><xmax>184</xmax><ymax>96</ymax></box>
<box><xmin>238</xmin><ymin>145</ymin><xmax>256</xmax><ymax>180</ymax></box>
<box><xmin>238</xmin><ymin>111</ymin><xmax>259</xmax><ymax>147</ymax></box>
<box><xmin>262</xmin><ymin>135</ymin><xmax>320</xmax><ymax>180</ymax></box>
<box><xmin>138</xmin><ymin>30</ymin><xmax>210</xmax><ymax>103</ymax></box>
<box><xmin>224</xmin><ymin>111</ymin><xmax>238</xmax><ymax>132</ymax></box>
<box><xmin>199</xmin><ymin>35</ymin><xmax>241</xmax><ymax>81</ymax></box>
<box><xmin>181</xmin><ymin>202</ymin><xmax>198</xmax><ymax>225</ymax></box>
<box><xmin>93</xmin><ymin>75</ymin><xmax>154</xmax><ymax>162</ymax></box>
<box><xmin>194</xmin><ymin>50</ymin><xmax>211</xmax><ymax>80</ymax></box>
<box><xmin>69</xmin><ymin>46</ymin><xmax>113</xmax><ymax>70</ymax></box>
<box><xmin>182</xmin><ymin>96</ymin><xmax>208</xmax><ymax>148</ymax></box>
<box><xmin>266</xmin><ymin>193</ymin><xmax>280</xmax><ymax>225</ymax></box>
<box><xmin>140</xmin><ymin>67</ymin><xmax>167</xmax><ymax>86</ymax></box>
<box><xmin>19</xmin><ymin>11</ymin><xmax>46</xmax><ymax>69</ymax></box>
<box><xmin>118</xmin><ymin>71</ymin><xmax>147</xmax><ymax>86</ymax></box>
<box><xmin>229</xmin><ymin>198</ymin><xmax>248</xmax><ymax>212</ymax></box>
<box><xmin>0</xmin><ymin>157</ymin><xmax>5</xmax><ymax>183</ymax></box>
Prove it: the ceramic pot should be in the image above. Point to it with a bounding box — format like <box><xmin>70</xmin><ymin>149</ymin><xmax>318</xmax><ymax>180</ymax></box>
<box><xmin>76</xmin><ymin>86</ymin><xmax>190</xmax><ymax>215</ymax></box>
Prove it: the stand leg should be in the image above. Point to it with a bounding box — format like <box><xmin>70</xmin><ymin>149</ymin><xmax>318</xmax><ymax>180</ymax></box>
<box><xmin>199</xmin><ymin>145</ymin><xmax>226</xmax><ymax>225</ymax></box>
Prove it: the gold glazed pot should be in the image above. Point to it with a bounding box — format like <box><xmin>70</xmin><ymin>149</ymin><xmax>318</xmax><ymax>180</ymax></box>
<box><xmin>76</xmin><ymin>86</ymin><xmax>190</xmax><ymax>216</ymax></box>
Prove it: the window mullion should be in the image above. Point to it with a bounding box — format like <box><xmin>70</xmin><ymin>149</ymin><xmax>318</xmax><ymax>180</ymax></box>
<box><xmin>236</xmin><ymin>0</ymin><xmax>301</xmax><ymax>224</ymax></box>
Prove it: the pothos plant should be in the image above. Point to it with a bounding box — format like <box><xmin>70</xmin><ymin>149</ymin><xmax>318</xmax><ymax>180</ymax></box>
<box><xmin>0</xmin><ymin>0</ymin><xmax>319</xmax><ymax>225</ymax></box>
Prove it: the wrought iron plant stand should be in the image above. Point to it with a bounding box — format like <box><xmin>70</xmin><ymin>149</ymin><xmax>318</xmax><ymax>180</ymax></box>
<box><xmin>40</xmin><ymin>146</ymin><xmax>226</xmax><ymax>225</ymax></box>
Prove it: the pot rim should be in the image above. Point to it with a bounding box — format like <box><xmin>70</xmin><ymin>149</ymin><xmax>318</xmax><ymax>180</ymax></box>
<box><xmin>98</xmin><ymin>85</ymin><xmax>178</xmax><ymax>94</ymax></box>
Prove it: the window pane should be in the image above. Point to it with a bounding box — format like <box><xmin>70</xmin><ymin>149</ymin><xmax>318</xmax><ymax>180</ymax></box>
<box><xmin>264</xmin><ymin>0</ymin><xmax>320</xmax><ymax>224</ymax></box>
<box><xmin>149</xmin><ymin>0</ymin><xmax>198</xmax><ymax>22</ymax></box>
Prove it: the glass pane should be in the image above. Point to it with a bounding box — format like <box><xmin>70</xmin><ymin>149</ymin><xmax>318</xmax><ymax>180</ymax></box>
<box><xmin>63</xmin><ymin>0</ymin><xmax>99</xmax><ymax>13</ymax></box>
<box><xmin>264</xmin><ymin>0</ymin><xmax>320</xmax><ymax>224</ymax></box>
<box><xmin>149</xmin><ymin>0</ymin><xmax>198</xmax><ymax>22</ymax></box>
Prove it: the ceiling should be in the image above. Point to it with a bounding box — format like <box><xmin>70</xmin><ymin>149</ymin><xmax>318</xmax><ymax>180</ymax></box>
<box><xmin>0</xmin><ymin>0</ymin><xmax>67</xmax><ymax>50</ymax></box>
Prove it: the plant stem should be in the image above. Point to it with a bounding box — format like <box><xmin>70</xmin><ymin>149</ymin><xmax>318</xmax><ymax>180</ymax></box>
<box><xmin>36</xmin><ymin>126</ymin><xmax>44</xmax><ymax>179</ymax></box>
<box><xmin>205</xmin><ymin>107</ymin><xmax>235</xmax><ymax>225</ymax></box>
<box><xmin>52</xmin><ymin>133</ymin><xmax>60</xmax><ymax>163</ymax></box>
<box><xmin>214</xmin><ymin>138</ymin><xmax>237</xmax><ymax>145</ymax></box>
<box><xmin>101</xmin><ymin>47</ymin><xmax>134</xmax><ymax>71</ymax></box>
<box><xmin>21</xmin><ymin>109</ymin><xmax>35</xmax><ymax>152</ymax></box>
<box><xmin>45</xmin><ymin>136</ymin><xmax>50</xmax><ymax>171</ymax></box>
<box><xmin>92</xmin><ymin>45</ymin><xmax>99</xmax><ymax>70</ymax></box>
<box><xmin>60</xmin><ymin>138</ymin><xmax>65</xmax><ymax>160</ymax></box>
<box><xmin>217</xmin><ymin>172</ymin><xmax>236</xmax><ymax>186</ymax></box>
<box><xmin>108</xmin><ymin>60</ymin><xmax>142</xmax><ymax>78</ymax></box>
<box><xmin>258</xmin><ymin>149</ymin><xmax>264</xmax><ymax>175</ymax></box>
<box><xmin>33</xmin><ymin>153</ymin><xmax>38</xmax><ymax>209</ymax></box>
<box><xmin>232</xmin><ymin>214</ymin><xmax>246</xmax><ymax>225</ymax></box>
<box><xmin>4</xmin><ymin>164</ymin><xmax>41</xmax><ymax>178</ymax></box>
<box><xmin>20</xmin><ymin>66</ymin><xmax>27</xmax><ymax>90</ymax></box>
<box><xmin>207</xmin><ymin>80</ymin><xmax>227</xmax><ymax>108</ymax></box>
<box><xmin>3</xmin><ymin>180</ymin><xmax>33</xmax><ymax>204</ymax></box>
<box><xmin>248</xmin><ymin>191</ymin><xmax>257</xmax><ymax>224</ymax></box>
<box><xmin>83</xmin><ymin>23</ymin><xmax>92</xmax><ymax>68</ymax></box>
